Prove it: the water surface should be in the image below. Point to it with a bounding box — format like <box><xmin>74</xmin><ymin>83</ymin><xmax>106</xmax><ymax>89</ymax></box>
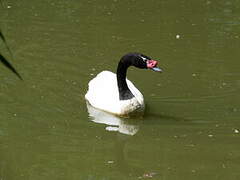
<box><xmin>0</xmin><ymin>0</ymin><xmax>239</xmax><ymax>179</ymax></box>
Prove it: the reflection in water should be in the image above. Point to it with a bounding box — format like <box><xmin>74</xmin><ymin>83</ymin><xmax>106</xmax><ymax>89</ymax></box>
<box><xmin>86</xmin><ymin>102</ymin><xmax>139</xmax><ymax>135</ymax></box>
<box><xmin>113</xmin><ymin>133</ymin><xmax>158</xmax><ymax>179</ymax></box>
<box><xmin>87</xmin><ymin>102</ymin><xmax>158</xmax><ymax>178</ymax></box>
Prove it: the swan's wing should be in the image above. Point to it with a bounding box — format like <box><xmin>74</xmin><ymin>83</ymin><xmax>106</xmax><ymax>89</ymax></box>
<box><xmin>85</xmin><ymin>71</ymin><xmax>120</xmax><ymax>113</ymax></box>
<box><xmin>126</xmin><ymin>79</ymin><xmax>144</xmax><ymax>106</ymax></box>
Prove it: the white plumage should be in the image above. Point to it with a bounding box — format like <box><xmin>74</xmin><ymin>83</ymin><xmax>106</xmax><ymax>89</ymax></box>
<box><xmin>85</xmin><ymin>71</ymin><xmax>145</xmax><ymax>116</ymax></box>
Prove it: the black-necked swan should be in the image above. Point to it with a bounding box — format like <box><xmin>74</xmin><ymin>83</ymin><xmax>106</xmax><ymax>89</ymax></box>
<box><xmin>85</xmin><ymin>52</ymin><xmax>162</xmax><ymax>116</ymax></box>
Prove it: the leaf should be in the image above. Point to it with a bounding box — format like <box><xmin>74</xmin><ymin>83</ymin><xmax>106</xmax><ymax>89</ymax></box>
<box><xmin>0</xmin><ymin>54</ymin><xmax>22</xmax><ymax>80</ymax></box>
<box><xmin>0</xmin><ymin>29</ymin><xmax>23</xmax><ymax>80</ymax></box>
<box><xmin>0</xmin><ymin>30</ymin><xmax>5</xmax><ymax>41</ymax></box>
<box><xmin>0</xmin><ymin>29</ymin><xmax>14</xmax><ymax>58</ymax></box>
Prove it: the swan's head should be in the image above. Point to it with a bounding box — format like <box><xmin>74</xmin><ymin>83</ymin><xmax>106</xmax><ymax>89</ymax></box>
<box><xmin>121</xmin><ymin>53</ymin><xmax>162</xmax><ymax>72</ymax></box>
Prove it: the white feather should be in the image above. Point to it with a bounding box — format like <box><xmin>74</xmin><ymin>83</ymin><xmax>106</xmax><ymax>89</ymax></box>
<box><xmin>85</xmin><ymin>71</ymin><xmax>145</xmax><ymax>115</ymax></box>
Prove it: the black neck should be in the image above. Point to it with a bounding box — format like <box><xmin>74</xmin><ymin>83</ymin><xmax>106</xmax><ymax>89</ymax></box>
<box><xmin>117</xmin><ymin>61</ymin><xmax>134</xmax><ymax>100</ymax></box>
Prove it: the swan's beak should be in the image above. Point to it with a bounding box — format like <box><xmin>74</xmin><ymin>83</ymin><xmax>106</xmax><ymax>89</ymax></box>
<box><xmin>152</xmin><ymin>67</ymin><xmax>162</xmax><ymax>72</ymax></box>
<box><xmin>147</xmin><ymin>60</ymin><xmax>163</xmax><ymax>72</ymax></box>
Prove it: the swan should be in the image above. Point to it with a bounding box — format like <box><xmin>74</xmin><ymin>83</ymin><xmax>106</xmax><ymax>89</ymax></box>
<box><xmin>85</xmin><ymin>52</ymin><xmax>162</xmax><ymax>116</ymax></box>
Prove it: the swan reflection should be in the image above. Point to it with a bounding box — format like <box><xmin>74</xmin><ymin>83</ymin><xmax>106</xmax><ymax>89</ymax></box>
<box><xmin>86</xmin><ymin>103</ymin><xmax>139</xmax><ymax>135</ymax></box>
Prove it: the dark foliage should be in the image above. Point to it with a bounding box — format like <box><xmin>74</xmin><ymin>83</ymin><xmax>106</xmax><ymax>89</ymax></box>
<box><xmin>0</xmin><ymin>29</ymin><xmax>23</xmax><ymax>80</ymax></box>
<box><xmin>0</xmin><ymin>54</ymin><xmax>22</xmax><ymax>80</ymax></box>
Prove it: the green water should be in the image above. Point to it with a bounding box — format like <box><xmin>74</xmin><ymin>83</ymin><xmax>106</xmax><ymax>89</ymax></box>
<box><xmin>0</xmin><ymin>0</ymin><xmax>239</xmax><ymax>179</ymax></box>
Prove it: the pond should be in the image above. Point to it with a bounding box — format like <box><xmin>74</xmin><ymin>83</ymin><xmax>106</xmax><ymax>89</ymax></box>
<box><xmin>0</xmin><ymin>0</ymin><xmax>239</xmax><ymax>179</ymax></box>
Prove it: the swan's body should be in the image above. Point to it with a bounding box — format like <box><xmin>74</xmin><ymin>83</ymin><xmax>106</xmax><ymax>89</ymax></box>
<box><xmin>85</xmin><ymin>53</ymin><xmax>161</xmax><ymax>116</ymax></box>
<box><xmin>85</xmin><ymin>71</ymin><xmax>144</xmax><ymax>115</ymax></box>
